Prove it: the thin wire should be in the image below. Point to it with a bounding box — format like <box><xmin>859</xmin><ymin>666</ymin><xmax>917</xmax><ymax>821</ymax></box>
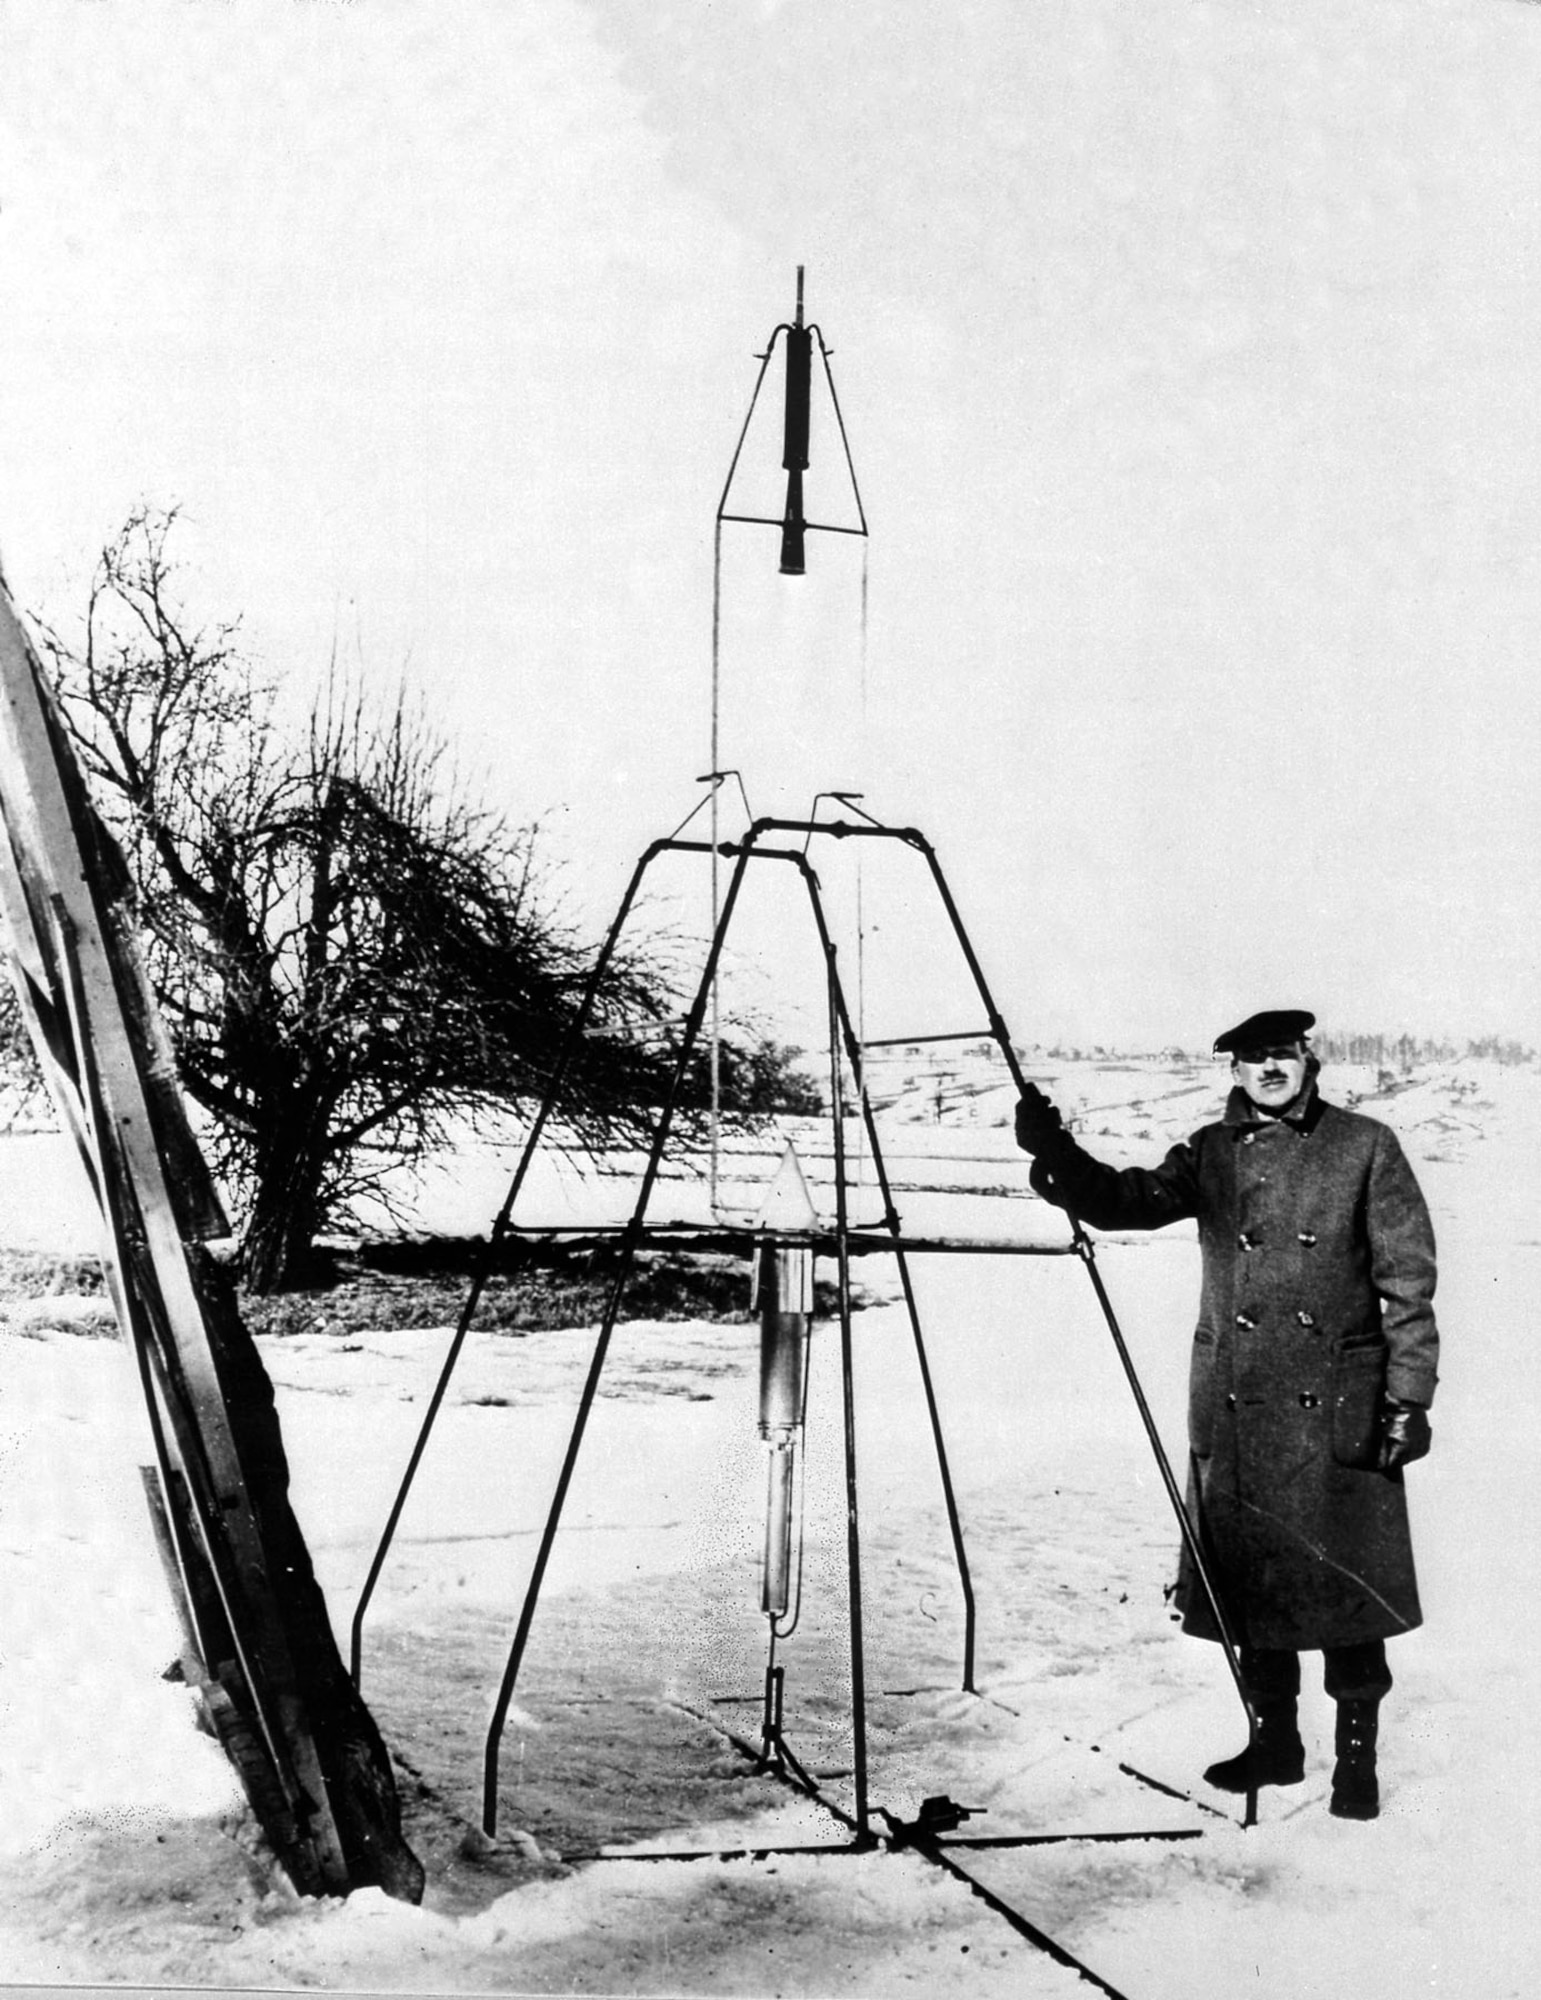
<box><xmin>709</xmin><ymin>517</ymin><xmax>724</xmax><ymax>1211</ymax></box>
<box><xmin>709</xmin><ymin>331</ymin><xmax>781</xmax><ymax>1218</ymax></box>
<box><xmin>852</xmin><ymin>539</ymin><xmax>871</xmax><ymax>1198</ymax></box>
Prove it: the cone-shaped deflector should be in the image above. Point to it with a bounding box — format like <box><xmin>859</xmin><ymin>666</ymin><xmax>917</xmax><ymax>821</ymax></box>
<box><xmin>754</xmin><ymin>1139</ymin><xmax>819</xmax><ymax>1233</ymax></box>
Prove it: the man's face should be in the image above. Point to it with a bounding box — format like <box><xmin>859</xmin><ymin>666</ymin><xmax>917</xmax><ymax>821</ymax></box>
<box><xmin>1231</xmin><ymin>1040</ymin><xmax>1310</xmax><ymax>1115</ymax></box>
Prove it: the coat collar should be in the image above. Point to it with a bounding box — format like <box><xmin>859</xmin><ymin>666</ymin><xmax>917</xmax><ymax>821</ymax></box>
<box><xmin>1222</xmin><ymin>1078</ymin><xmax>1327</xmax><ymax>1136</ymax></box>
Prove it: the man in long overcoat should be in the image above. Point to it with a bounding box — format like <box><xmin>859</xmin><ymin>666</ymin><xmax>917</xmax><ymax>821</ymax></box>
<box><xmin>1014</xmin><ymin>1009</ymin><xmax>1438</xmax><ymax>1819</ymax></box>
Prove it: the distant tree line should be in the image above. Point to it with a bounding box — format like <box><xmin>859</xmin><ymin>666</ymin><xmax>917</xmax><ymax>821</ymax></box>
<box><xmin>1023</xmin><ymin>1032</ymin><xmax>1538</xmax><ymax>1069</ymax></box>
<box><xmin>1311</xmin><ymin>1030</ymin><xmax>1536</xmax><ymax>1070</ymax></box>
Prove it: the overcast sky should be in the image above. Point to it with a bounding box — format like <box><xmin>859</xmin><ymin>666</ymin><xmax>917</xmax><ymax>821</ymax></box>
<box><xmin>2</xmin><ymin>0</ymin><xmax>1538</xmax><ymax>1051</ymax></box>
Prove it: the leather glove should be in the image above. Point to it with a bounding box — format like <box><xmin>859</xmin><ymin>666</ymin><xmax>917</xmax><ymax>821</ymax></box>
<box><xmin>1378</xmin><ymin>1399</ymin><xmax>1431</xmax><ymax>1473</ymax></box>
<box><xmin>1014</xmin><ymin>1083</ymin><xmax>1065</xmax><ymax>1156</ymax></box>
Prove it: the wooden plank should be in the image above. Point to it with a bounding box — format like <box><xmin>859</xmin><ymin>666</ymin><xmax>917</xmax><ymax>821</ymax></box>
<box><xmin>0</xmin><ymin>571</ymin><xmax>420</xmax><ymax>1901</ymax></box>
<box><xmin>0</xmin><ymin>580</ymin><xmax>344</xmax><ymax>1886</ymax></box>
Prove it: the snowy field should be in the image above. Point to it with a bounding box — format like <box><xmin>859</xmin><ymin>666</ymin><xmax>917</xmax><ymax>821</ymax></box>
<box><xmin>0</xmin><ymin>1048</ymin><xmax>1537</xmax><ymax>1997</ymax></box>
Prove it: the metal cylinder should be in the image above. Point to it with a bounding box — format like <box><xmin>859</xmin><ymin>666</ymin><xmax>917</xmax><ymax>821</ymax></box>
<box><xmin>782</xmin><ymin>324</ymin><xmax>812</xmax><ymax>472</ymax></box>
<box><xmin>762</xmin><ymin>1441</ymin><xmax>797</xmax><ymax>1616</ymax></box>
<box><xmin>756</xmin><ymin>1243</ymin><xmax>811</xmax><ymax>1439</ymax></box>
<box><xmin>755</xmin><ymin>1239</ymin><xmax>812</xmax><ymax>1617</ymax></box>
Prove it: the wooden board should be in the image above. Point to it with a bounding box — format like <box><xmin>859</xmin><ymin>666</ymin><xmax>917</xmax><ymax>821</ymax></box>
<box><xmin>0</xmin><ymin>568</ymin><xmax>421</xmax><ymax>1902</ymax></box>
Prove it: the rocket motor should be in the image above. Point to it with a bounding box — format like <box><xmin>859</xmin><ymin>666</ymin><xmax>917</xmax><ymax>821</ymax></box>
<box><xmin>778</xmin><ymin>318</ymin><xmax>812</xmax><ymax>576</ymax></box>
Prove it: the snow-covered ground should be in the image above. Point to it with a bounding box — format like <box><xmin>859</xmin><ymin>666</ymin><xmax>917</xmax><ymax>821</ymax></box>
<box><xmin>1</xmin><ymin>1050</ymin><xmax>1537</xmax><ymax>1996</ymax></box>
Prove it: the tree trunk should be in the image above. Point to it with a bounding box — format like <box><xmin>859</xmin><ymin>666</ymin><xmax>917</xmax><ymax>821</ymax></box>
<box><xmin>241</xmin><ymin>1114</ymin><xmax>331</xmax><ymax>1292</ymax></box>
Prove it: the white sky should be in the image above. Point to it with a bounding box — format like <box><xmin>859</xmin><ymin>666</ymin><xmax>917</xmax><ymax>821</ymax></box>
<box><xmin>1</xmin><ymin>0</ymin><xmax>1539</xmax><ymax>1051</ymax></box>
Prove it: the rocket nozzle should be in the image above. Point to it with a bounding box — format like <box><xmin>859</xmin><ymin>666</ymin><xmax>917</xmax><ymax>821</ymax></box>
<box><xmin>779</xmin><ymin>467</ymin><xmax>806</xmax><ymax>576</ymax></box>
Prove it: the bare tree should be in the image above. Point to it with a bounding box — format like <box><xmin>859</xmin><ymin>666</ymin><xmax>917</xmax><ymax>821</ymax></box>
<box><xmin>35</xmin><ymin>508</ymin><xmax>799</xmax><ymax>1290</ymax></box>
<box><xmin>0</xmin><ymin>985</ymin><xmax>47</xmax><ymax>1133</ymax></box>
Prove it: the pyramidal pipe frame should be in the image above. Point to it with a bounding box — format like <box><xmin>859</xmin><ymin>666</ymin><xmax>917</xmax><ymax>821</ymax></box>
<box><xmin>351</xmin><ymin>805</ymin><xmax>1260</xmax><ymax>1845</ymax></box>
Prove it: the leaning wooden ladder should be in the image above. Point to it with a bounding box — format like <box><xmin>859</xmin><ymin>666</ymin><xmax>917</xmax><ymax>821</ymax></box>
<box><xmin>0</xmin><ymin>568</ymin><xmax>421</xmax><ymax>1901</ymax></box>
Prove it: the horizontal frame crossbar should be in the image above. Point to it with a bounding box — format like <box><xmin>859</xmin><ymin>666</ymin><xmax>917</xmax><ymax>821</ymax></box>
<box><xmin>718</xmin><ymin>512</ymin><xmax>867</xmax><ymax>537</ymax></box>
<box><xmin>860</xmin><ymin>1029</ymin><xmax>994</xmax><ymax>1048</ymax></box>
<box><xmin>492</xmin><ymin>1223</ymin><xmax>1079</xmax><ymax>1258</ymax></box>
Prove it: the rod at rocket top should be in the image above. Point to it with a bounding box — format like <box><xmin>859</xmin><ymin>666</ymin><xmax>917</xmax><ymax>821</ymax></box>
<box><xmin>779</xmin><ymin>269</ymin><xmax>813</xmax><ymax>577</ymax></box>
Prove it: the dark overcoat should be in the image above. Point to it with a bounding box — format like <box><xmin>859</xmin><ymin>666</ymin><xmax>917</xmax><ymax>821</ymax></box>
<box><xmin>1030</xmin><ymin>1080</ymin><xmax>1439</xmax><ymax>1651</ymax></box>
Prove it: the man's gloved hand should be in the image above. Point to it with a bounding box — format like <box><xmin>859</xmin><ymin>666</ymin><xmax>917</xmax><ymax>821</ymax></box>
<box><xmin>1378</xmin><ymin>1399</ymin><xmax>1431</xmax><ymax>1473</ymax></box>
<box><xmin>1014</xmin><ymin>1083</ymin><xmax>1065</xmax><ymax>1157</ymax></box>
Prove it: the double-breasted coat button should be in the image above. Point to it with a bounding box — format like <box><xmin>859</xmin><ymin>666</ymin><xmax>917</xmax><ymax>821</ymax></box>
<box><xmin>1235</xmin><ymin>1312</ymin><xmax>1257</xmax><ymax>1330</ymax></box>
<box><xmin>1238</xmin><ymin>1232</ymin><xmax>1258</xmax><ymax>1251</ymax></box>
<box><xmin>1298</xmin><ymin>1232</ymin><xmax>1317</xmax><ymax>1246</ymax></box>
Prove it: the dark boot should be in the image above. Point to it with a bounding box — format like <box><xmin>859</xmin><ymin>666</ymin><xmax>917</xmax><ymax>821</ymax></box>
<box><xmin>1203</xmin><ymin>1699</ymin><xmax>1306</xmax><ymax>1793</ymax></box>
<box><xmin>1329</xmin><ymin>1698</ymin><xmax>1380</xmax><ymax>1820</ymax></box>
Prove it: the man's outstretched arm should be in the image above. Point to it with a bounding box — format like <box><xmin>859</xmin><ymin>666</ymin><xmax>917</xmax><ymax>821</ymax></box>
<box><xmin>1015</xmin><ymin>1084</ymin><xmax>1200</xmax><ymax>1232</ymax></box>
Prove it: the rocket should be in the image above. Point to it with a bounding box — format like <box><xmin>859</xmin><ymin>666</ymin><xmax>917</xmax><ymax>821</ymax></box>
<box><xmin>778</xmin><ymin>273</ymin><xmax>812</xmax><ymax>577</ymax></box>
<box><xmin>714</xmin><ymin>265</ymin><xmax>865</xmax><ymax>585</ymax></box>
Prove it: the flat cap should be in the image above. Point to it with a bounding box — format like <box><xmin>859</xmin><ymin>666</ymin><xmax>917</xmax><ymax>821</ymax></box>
<box><xmin>1213</xmin><ymin>1008</ymin><xmax>1315</xmax><ymax>1056</ymax></box>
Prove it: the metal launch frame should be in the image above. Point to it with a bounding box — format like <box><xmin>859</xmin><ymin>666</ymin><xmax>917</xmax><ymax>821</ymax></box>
<box><xmin>351</xmin><ymin>801</ymin><xmax>1259</xmax><ymax>1846</ymax></box>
